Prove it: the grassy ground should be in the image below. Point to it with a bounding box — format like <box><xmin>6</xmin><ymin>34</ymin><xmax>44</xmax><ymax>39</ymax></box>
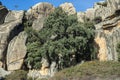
<box><xmin>49</xmin><ymin>61</ymin><xmax>120</xmax><ymax>80</ymax></box>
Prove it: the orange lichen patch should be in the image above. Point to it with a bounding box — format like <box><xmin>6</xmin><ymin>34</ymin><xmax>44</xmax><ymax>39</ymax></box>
<box><xmin>95</xmin><ymin>36</ymin><xmax>108</xmax><ymax>61</ymax></box>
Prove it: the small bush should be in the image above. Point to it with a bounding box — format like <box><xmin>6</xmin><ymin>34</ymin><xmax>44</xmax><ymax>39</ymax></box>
<box><xmin>117</xmin><ymin>42</ymin><xmax>120</xmax><ymax>61</ymax></box>
<box><xmin>5</xmin><ymin>70</ymin><xmax>27</xmax><ymax>80</ymax></box>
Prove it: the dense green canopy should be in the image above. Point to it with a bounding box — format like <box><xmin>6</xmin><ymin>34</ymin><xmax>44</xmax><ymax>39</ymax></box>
<box><xmin>25</xmin><ymin>7</ymin><xmax>96</xmax><ymax>69</ymax></box>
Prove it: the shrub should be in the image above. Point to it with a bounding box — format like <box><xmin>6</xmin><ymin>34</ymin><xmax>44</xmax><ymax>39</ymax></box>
<box><xmin>25</xmin><ymin>7</ymin><xmax>96</xmax><ymax>70</ymax></box>
<box><xmin>116</xmin><ymin>42</ymin><xmax>120</xmax><ymax>61</ymax></box>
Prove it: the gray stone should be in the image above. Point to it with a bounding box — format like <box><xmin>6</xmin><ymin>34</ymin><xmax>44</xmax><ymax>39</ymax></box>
<box><xmin>60</xmin><ymin>2</ymin><xmax>76</xmax><ymax>15</ymax></box>
<box><xmin>0</xmin><ymin>68</ymin><xmax>11</xmax><ymax>78</ymax></box>
<box><xmin>7</xmin><ymin>31</ymin><xmax>27</xmax><ymax>71</ymax></box>
<box><xmin>32</xmin><ymin>15</ymin><xmax>45</xmax><ymax>31</ymax></box>
<box><xmin>0</xmin><ymin>11</ymin><xmax>24</xmax><ymax>64</ymax></box>
<box><xmin>28</xmin><ymin>70</ymin><xmax>41</xmax><ymax>79</ymax></box>
<box><xmin>95</xmin><ymin>0</ymin><xmax>120</xmax><ymax>20</ymax></box>
<box><xmin>85</xmin><ymin>8</ymin><xmax>95</xmax><ymax>21</ymax></box>
<box><xmin>94</xmin><ymin>0</ymin><xmax>120</xmax><ymax>61</ymax></box>
<box><xmin>26</xmin><ymin>2</ymin><xmax>54</xmax><ymax>31</ymax></box>
<box><xmin>26</xmin><ymin>2</ymin><xmax>54</xmax><ymax>19</ymax></box>
<box><xmin>49</xmin><ymin>61</ymin><xmax>57</xmax><ymax>77</ymax></box>
<box><xmin>5</xmin><ymin>10</ymin><xmax>24</xmax><ymax>23</ymax></box>
<box><xmin>77</xmin><ymin>12</ymin><xmax>85</xmax><ymax>23</ymax></box>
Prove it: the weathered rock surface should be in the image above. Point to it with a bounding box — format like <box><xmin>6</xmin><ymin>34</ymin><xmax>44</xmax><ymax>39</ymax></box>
<box><xmin>60</xmin><ymin>2</ymin><xmax>76</xmax><ymax>15</ymax></box>
<box><xmin>94</xmin><ymin>0</ymin><xmax>120</xmax><ymax>61</ymax></box>
<box><xmin>5</xmin><ymin>11</ymin><xmax>24</xmax><ymax>23</ymax></box>
<box><xmin>0</xmin><ymin>5</ymin><xmax>8</xmax><ymax>24</ymax></box>
<box><xmin>0</xmin><ymin>68</ymin><xmax>11</xmax><ymax>78</ymax></box>
<box><xmin>7</xmin><ymin>31</ymin><xmax>27</xmax><ymax>71</ymax></box>
<box><xmin>26</xmin><ymin>2</ymin><xmax>54</xmax><ymax>31</ymax></box>
<box><xmin>94</xmin><ymin>0</ymin><xmax>120</xmax><ymax>20</ymax></box>
<box><xmin>26</xmin><ymin>2</ymin><xmax>54</xmax><ymax>20</ymax></box>
<box><xmin>77</xmin><ymin>12</ymin><xmax>85</xmax><ymax>23</ymax></box>
<box><xmin>77</xmin><ymin>0</ymin><xmax>120</xmax><ymax>61</ymax></box>
<box><xmin>76</xmin><ymin>0</ymin><xmax>120</xmax><ymax>61</ymax></box>
<box><xmin>85</xmin><ymin>8</ymin><xmax>96</xmax><ymax>21</ymax></box>
<box><xmin>0</xmin><ymin>11</ymin><xmax>24</xmax><ymax>64</ymax></box>
<box><xmin>78</xmin><ymin>0</ymin><xmax>120</xmax><ymax>23</ymax></box>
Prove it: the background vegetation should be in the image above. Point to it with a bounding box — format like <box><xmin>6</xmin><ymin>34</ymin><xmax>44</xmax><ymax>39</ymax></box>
<box><xmin>117</xmin><ymin>42</ymin><xmax>120</xmax><ymax>61</ymax></box>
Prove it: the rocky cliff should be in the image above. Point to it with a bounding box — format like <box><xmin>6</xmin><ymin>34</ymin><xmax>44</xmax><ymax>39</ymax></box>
<box><xmin>0</xmin><ymin>0</ymin><xmax>120</xmax><ymax>79</ymax></box>
<box><xmin>77</xmin><ymin>0</ymin><xmax>120</xmax><ymax>61</ymax></box>
<box><xmin>94</xmin><ymin>0</ymin><xmax>120</xmax><ymax>61</ymax></box>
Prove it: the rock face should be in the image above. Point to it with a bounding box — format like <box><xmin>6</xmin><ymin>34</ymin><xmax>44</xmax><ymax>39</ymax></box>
<box><xmin>0</xmin><ymin>11</ymin><xmax>24</xmax><ymax>61</ymax></box>
<box><xmin>60</xmin><ymin>2</ymin><xmax>76</xmax><ymax>15</ymax></box>
<box><xmin>0</xmin><ymin>5</ymin><xmax>8</xmax><ymax>24</ymax></box>
<box><xmin>94</xmin><ymin>0</ymin><xmax>120</xmax><ymax>61</ymax></box>
<box><xmin>7</xmin><ymin>31</ymin><xmax>27</xmax><ymax>71</ymax></box>
<box><xmin>77</xmin><ymin>0</ymin><xmax>120</xmax><ymax>61</ymax></box>
<box><xmin>77</xmin><ymin>12</ymin><xmax>85</xmax><ymax>23</ymax></box>
<box><xmin>26</xmin><ymin>2</ymin><xmax>54</xmax><ymax>31</ymax></box>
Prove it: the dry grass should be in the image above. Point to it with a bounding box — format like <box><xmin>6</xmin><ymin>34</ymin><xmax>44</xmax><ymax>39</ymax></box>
<box><xmin>50</xmin><ymin>61</ymin><xmax>120</xmax><ymax>80</ymax></box>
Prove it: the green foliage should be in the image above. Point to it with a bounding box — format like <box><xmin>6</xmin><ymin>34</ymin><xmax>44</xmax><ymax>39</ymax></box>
<box><xmin>116</xmin><ymin>42</ymin><xmax>120</xmax><ymax>61</ymax></box>
<box><xmin>25</xmin><ymin>27</ymin><xmax>42</xmax><ymax>69</ymax></box>
<box><xmin>25</xmin><ymin>7</ymin><xmax>96</xmax><ymax>70</ymax></box>
<box><xmin>5</xmin><ymin>70</ymin><xmax>27</xmax><ymax>80</ymax></box>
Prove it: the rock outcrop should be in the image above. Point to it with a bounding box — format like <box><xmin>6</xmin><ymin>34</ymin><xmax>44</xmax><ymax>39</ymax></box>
<box><xmin>0</xmin><ymin>68</ymin><xmax>11</xmax><ymax>78</ymax></box>
<box><xmin>94</xmin><ymin>0</ymin><xmax>120</xmax><ymax>61</ymax></box>
<box><xmin>0</xmin><ymin>11</ymin><xmax>24</xmax><ymax>62</ymax></box>
<box><xmin>7</xmin><ymin>31</ymin><xmax>27</xmax><ymax>71</ymax></box>
<box><xmin>0</xmin><ymin>5</ymin><xmax>8</xmax><ymax>24</ymax></box>
<box><xmin>77</xmin><ymin>0</ymin><xmax>120</xmax><ymax>61</ymax></box>
<box><xmin>60</xmin><ymin>2</ymin><xmax>76</xmax><ymax>15</ymax></box>
<box><xmin>77</xmin><ymin>12</ymin><xmax>85</xmax><ymax>23</ymax></box>
<box><xmin>26</xmin><ymin>2</ymin><xmax>54</xmax><ymax>31</ymax></box>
